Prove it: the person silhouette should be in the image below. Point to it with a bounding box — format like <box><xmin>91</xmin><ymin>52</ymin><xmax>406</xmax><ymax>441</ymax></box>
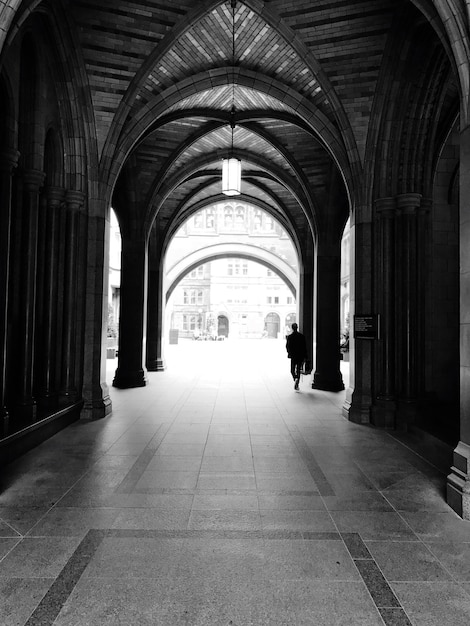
<box><xmin>286</xmin><ymin>323</ymin><xmax>307</xmax><ymax>390</ymax></box>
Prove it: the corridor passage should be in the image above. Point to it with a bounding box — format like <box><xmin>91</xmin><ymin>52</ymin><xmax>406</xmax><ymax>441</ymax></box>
<box><xmin>1</xmin><ymin>339</ymin><xmax>470</xmax><ymax>625</ymax></box>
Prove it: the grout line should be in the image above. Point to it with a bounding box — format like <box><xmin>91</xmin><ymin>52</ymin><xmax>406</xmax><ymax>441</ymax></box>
<box><xmin>340</xmin><ymin>532</ymin><xmax>413</xmax><ymax>625</ymax></box>
<box><xmin>24</xmin><ymin>529</ymin><xmax>105</xmax><ymax>626</ymax></box>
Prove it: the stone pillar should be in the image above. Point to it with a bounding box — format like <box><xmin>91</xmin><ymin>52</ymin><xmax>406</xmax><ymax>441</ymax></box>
<box><xmin>15</xmin><ymin>169</ymin><xmax>45</xmax><ymax>421</ymax></box>
<box><xmin>447</xmin><ymin>124</ymin><xmax>470</xmax><ymax>518</ymax></box>
<box><xmin>113</xmin><ymin>234</ymin><xmax>147</xmax><ymax>388</ymax></box>
<box><xmin>371</xmin><ymin>198</ymin><xmax>397</xmax><ymax>428</ymax></box>
<box><xmin>146</xmin><ymin>265</ymin><xmax>165</xmax><ymax>371</ymax></box>
<box><xmin>0</xmin><ymin>149</ymin><xmax>19</xmax><ymax>436</ymax></box>
<box><xmin>312</xmin><ymin>239</ymin><xmax>344</xmax><ymax>392</ymax></box>
<box><xmin>37</xmin><ymin>187</ymin><xmax>64</xmax><ymax>407</ymax></box>
<box><xmin>80</xmin><ymin>207</ymin><xmax>112</xmax><ymax>420</ymax></box>
<box><xmin>395</xmin><ymin>193</ymin><xmax>421</xmax><ymax>429</ymax></box>
<box><xmin>298</xmin><ymin>265</ymin><xmax>314</xmax><ymax>367</ymax></box>
<box><xmin>146</xmin><ymin>232</ymin><xmax>165</xmax><ymax>371</ymax></box>
<box><xmin>59</xmin><ymin>191</ymin><xmax>84</xmax><ymax>404</ymax></box>
<box><xmin>343</xmin><ymin>207</ymin><xmax>373</xmax><ymax>424</ymax></box>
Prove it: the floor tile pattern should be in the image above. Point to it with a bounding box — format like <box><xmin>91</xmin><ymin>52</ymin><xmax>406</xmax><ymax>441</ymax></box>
<box><xmin>1</xmin><ymin>339</ymin><xmax>470</xmax><ymax>625</ymax></box>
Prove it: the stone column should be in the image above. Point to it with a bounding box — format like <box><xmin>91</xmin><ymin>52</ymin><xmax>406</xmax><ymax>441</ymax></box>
<box><xmin>59</xmin><ymin>190</ymin><xmax>84</xmax><ymax>404</ymax></box>
<box><xmin>343</xmin><ymin>207</ymin><xmax>374</xmax><ymax>424</ymax></box>
<box><xmin>146</xmin><ymin>232</ymin><xmax>165</xmax><ymax>371</ymax></box>
<box><xmin>447</xmin><ymin>124</ymin><xmax>470</xmax><ymax>518</ymax></box>
<box><xmin>146</xmin><ymin>264</ymin><xmax>165</xmax><ymax>371</ymax></box>
<box><xmin>15</xmin><ymin>169</ymin><xmax>45</xmax><ymax>421</ymax></box>
<box><xmin>298</xmin><ymin>265</ymin><xmax>314</xmax><ymax>368</ymax></box>
<box><xmin>395</xmin><ymin>193</ymin><xmax>421</xmax><ymax>429</ymax></box>
<box><xmin>113</xmin><ymin>234</ymin><xmax>147</xmax><ymax>388</ymax></box>
<box><xmin>0</xmin><ymin>150</ymin><xmax>19</xmax><ymax>436</ymax></box>
<box><xmin>37</xmin><ymin>187</ymin><xmax>64</xmax><ymax>408</ymax></box>
<box><xmin>312</xmin><ymin>238</ymin><xmax>344</xmax><ymax>391</ymax></box>
<box><xmin>371</xmin><ymin>197</ymin><xmax>397</xmax><ymax>428</ymax></box>
<box><xmin>80</xmin><ymin>207</ymin><xmax>112</xmax><ymax>420</ymax></box>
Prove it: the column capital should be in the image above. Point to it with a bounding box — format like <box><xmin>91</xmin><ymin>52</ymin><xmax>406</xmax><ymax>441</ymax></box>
<box><xmin>0</xmin><ymin>149</ymin><xmax>20</xmax><ymax>172</ymax></box>
<box><xmin>46</xmin><ymin>186</ymin><xmax>66</xmax><ymax>207</ymax></box>
<box><xmin>65</xmin><ymin>190</ymin><xmax>86</xmax><ymax>211</ymax></box>
<box><xmin>22</xmin><ymin>169</ymin><xmax>45</xmax><ymax>191</ymax></box>
<box><xmin>374</xmin><ymin>197</ymin><xmax>396</xmax><ymax>217</ymax></box>
<box><xmin>396</xmin><ymin>192</ymin><xmax>422</xmax><ymax>214</ymax></box>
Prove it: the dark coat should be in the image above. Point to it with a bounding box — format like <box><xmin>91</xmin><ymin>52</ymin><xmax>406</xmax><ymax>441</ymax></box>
<box><xmin>286</xmin><ymin>330</ymin><xmax>307</xmax><ymax>361</ymax></box>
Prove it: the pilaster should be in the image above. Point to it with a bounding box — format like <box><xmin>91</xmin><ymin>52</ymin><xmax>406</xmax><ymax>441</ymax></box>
<box><xmin>371</xmin><ymin>197</ymin><xmax>397</xmax><ymax>428</ymax></box>
<box><xmin>448</xmin><ymin>123</ymin><xmax>470</xmax><ymax>518</ymax></box>
<box><xmin>37</xmin><ymin>187</ymin><xmax>65</xmax><ymax>407</ymax></box>
<box><xmin>14</xmin><ymin>169</ymin><xmax>45</xmax><ymax>422</ymax></box>
<box><xmin>0</xmin><ymin>150</ymin><xmax>19</xmax><ymax>436</ymax></box>
<box><xmin>395</xmin><ymin>192</ymin><xmax>421</xmax><ymax>430</ymax></box>
<box><xmin>59</xmin><ymin>190</ymin><xmax>85</xmax><ymax>404</ymax></box>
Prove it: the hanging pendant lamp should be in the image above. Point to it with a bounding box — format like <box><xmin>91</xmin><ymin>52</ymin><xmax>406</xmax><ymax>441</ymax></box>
<box><xmin>222</xmin><ymin>0</ymin><xmax>241</xmax><ymax>196</ymax></box>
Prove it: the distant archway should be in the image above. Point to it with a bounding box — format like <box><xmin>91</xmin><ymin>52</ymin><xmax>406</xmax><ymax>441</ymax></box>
<box><xmin>265</xmin><ymin>312</ymin><xmax>280</xmax><ymax>338</ymax></box>
<box><xmin>218</xmin><ymin>315</ymin><xmax>229</xmax><ymax>338</ymax></box>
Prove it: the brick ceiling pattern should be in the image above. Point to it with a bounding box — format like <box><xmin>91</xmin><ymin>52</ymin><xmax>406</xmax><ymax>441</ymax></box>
<box><xmin>70</xmin><ymin>0</ymin><xmax>455</xmax><ymax>238</ymax></box>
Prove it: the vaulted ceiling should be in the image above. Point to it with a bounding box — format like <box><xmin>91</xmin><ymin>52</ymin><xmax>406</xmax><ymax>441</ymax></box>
<box><xmin>66</xmin><ymin>0</ymin><xmax>458</xmax><ymax>245</ymax></box>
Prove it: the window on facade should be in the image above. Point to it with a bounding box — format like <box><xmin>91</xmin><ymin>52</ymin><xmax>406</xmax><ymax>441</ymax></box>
<box><xmin>197</xmin><ymin>265</ymin><xmax>204</xmax><ymax>277</ymax></box>
<box><xmin>224</xmin><ymin>206</ymin><xmax>233</xmax><ymax>227</ymax></box>
<box><xmin>267</xmin><ymin>269</ymin><xmax>272</xmax><ymax>276</ymax></box>
<box><xmin>267</xmin><ymin>296</ymin><xmax>272</xmax><ymax>304</ymax></box>
<box><xmin>183</xmin><ymin>315</ymin><xmax>188</xmax><ymax>331</ymax></box>
<box><xmin>242</xmin><ymin>263</ymin><xmax>248</xmax><ymax>275</ymax></box>
<box><xmin>287</xmin><ymin>296</ymin><xmax>293</xmax><ymax>304</ymax></box>
<box><xmin>190</xmin><ymin>316</ymin><xmax>196</xmax><ymax>331</ymax></box>
<box><xmin>235</xmin><ymin>207</ymin><xmax>245</xmax><ymax>226</ymax></box>
<box><xmin>254</xmin><ymin>210</ymin><xmax>262</xmax><ymax>230</ymax></box>
<box><xmin>183</xmin><ymin>291</ymin><xmax>189</xmax><ymax>305</ymax></box>
<box><xmin>194</xmin><ymin>212</ymin><xmax>203</xmax><ymax>228</ymax></box>
<box><xmin>274</xmin><ymin>297</ymin><xmax>279</xmax><ymax>304</ymax></box>
<box><xmin>206</xmin><ymin>210</ymin><xmax>215</xmax><ymax>228</ymax></box>
<box><xmin>191</xmin><ymin>291</ymin><xmax>196</xmax><ymax>304</ymax></box>
<box><xmin>197</xmin><ymin>291</ymin><xmax>203</xmax><ymax>305</ymax></box>
<box><xmin>227</xmin><ymin>263</ymin><xmax>233</xmax><ymax>275</ymax></box>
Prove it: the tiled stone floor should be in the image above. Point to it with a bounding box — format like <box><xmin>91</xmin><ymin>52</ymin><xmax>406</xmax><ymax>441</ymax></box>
<box><xmin>1</xmin><ymin>338</ymin><xmax>470</xmax><ymax>625</ymax></box>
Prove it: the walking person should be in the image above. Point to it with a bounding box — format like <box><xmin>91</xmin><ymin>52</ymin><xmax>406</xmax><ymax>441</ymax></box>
<box><xmin>286</xmin><ymin>323</ymin><xmax>307</xmax><ymax>390</ymax></box>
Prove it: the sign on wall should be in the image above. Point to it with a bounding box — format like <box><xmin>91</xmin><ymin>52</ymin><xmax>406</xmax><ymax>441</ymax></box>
<box><xmin>353</xmin><ymin>314</ymin><xmax>380</xmax><ymax>339</ymax></box>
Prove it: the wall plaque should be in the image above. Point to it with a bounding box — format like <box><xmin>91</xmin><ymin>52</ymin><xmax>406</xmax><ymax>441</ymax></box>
<box><xmin>354</xmin><ymin>314</ymin><xmax>379</xmax><ymax>339</ymax></box>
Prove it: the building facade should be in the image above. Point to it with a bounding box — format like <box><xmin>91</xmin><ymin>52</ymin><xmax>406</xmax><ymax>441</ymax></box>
<box><xmin>166</xmin><ymin>202</ymin><xmax>298</xmax><ymax>340</ymax></box>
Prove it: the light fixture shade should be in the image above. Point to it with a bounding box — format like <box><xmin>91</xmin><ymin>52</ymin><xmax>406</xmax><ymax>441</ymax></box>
<box><xmin>222</xmin><ymin>157</ymin><xmax>241</xmax><ymax>196</ymax></box>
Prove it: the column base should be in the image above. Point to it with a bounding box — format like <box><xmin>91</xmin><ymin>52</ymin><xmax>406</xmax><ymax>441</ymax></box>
<box><xmin>1</xmin><ymin>408</ymin><xmax>8</xmax><ymax>438</ymax></box>
<box><xmin>81</xmin><ymin>395</ymin><xmax>112</xmax><ymax>420</ymax></box>
<box><xmin>371</xmin><ymin>397</ymin><xmax>397</xmax><ymax>429</ymax></box>
<box><xmin>447</xmin><ymin>441</ymin><xmax>470</xmax><ymax>519</ymax></box>
<box><xmin>312</xmin><ymin>371</ymin><xmax>344</xmax><ymax>392</ymax></box>
<box><xmin>113</xmin><ymin>368</ymin><xmax>146</xmax><ymax>389</ymax></box>
<box><xmin>342</xmin><ymin>387</ymin><xmax>372</xmax><ymax>424</ymax></box>
<box><xmin>147</xmin><ymin>358</ymin><xmax>165</xmax><ymax>372</ymax></box>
